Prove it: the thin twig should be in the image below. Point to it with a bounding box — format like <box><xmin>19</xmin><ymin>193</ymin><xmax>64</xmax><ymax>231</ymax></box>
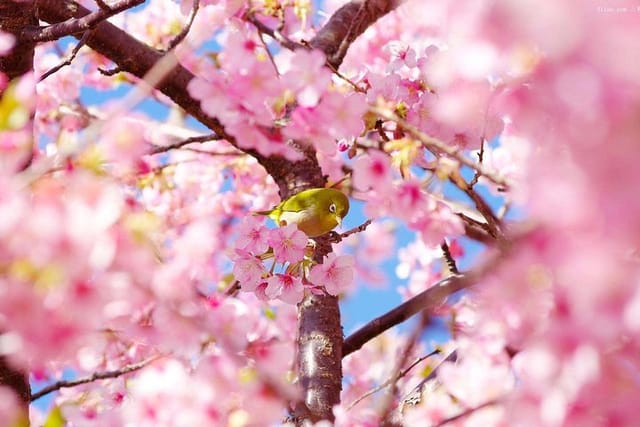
<box><xmin>347</xmin><ymin>349</ymin><xmax>440</xmax><ymax>410</ymax></box>
<box><xmin>165</xmin><ymin>0</ymin><xmax>200</xmax><ymax>51</ymax></box>
<box><xmin>99</xmin><ymin>66</ymin><xmax>123</xmax><ymax>76</ymax></box>
<box><xmin>224</xmin><ymin>280</ymin><xmax>241</xmax><ymax>296</ymax></box>
<box><xmin>370</xmin><ymin>106</ymin><xmax>508</xmax><ymax>188</ymax></box>
<box><xmin>433</xmin><ymin>399</ymin><xmax>500</xmax><ymax>426</ymax></box>
<box><xmin>22</xmin><ymin>0</ymin><xmax>145</xmax><ymax>42</ymax></box>
<box><xmin>30</xmin><ymin>356</ymin><xmax>161</xmax><ymax>401</ymax></box>
<box><xmin>470</xmin><ymin>83</ymin><xmax>499</xmax><ymax>188</ymax></box>
<box><xmin>181</xmin><ymin>147</ymin><xmax>244</xmax><ymax>157</ymax></box>
<box><xmin>378</xmin><ymin>311</ymin><xmax>431</xmax><ymax>422</ymax></box>
<box><xmin>399</xmin><ymin>349</ymin><xmax>458</xmax><ymax>410</ymax></box>
<box><xmin>328</xmin><ymin>219</ymin><xmax>373</xmax><ymax>243</ymax></box>
<box><xmin>326</xmin><ymin>62</ymin><xmax>367</xmax><ymax>93</ymax></box>
<box><xmin>40</xmin><ymin>31</ymin><xmax>91</xmax><ymax>81</ymax></box>
<box><xmin>149</xmin><ymin>133</ymin><xmax>223</xmax><ymax>154</ymax></box>
<box><xmin>256</xmin><ymin>25</ymin><xmax>280</xmax><ymax>75</ymax></box>
<box><xmin>449</xmin><ymin>171</ymin><xmax>502</xmax><ymax>239</ymax></box>
<box><xmin>469</xmin><ymin>137</ymin><xmax>485</xmax><ymax>187</ymax></box>
<box><xmin>440</xmin><ymin>241</ymin><xmax>459</xmax><ymax>275</ymax></box>
<box><xmin>245</xmin><ymin>13</ymin><xmax>304</xmax><ymax>51</ymax></box>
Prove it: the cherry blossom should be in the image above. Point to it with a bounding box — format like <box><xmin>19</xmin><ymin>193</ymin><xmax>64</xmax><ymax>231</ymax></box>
<box><xmin>2</xmin><ymin>0</ymin><xmax>640</xmax><ymax>425</ymax></box>
<box><xmin>265</xmin><ymin>273</ymin><xmax>304</xmax><ymax>304</ymax></box>
<box><xmin>267</xmin><ymin>224</ymin><xmax>308</xmax><ymax>264</ymax></box>
<box><xmin>308</xmin><ymin>253</ymin><xmax>355</xmax><ymax>296</ymax></box>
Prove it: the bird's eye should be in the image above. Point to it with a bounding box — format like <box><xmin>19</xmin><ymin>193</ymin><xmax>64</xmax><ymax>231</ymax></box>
<box><xmin>329</xmin><ymin>203</ymin><xmax>336</xmax><ymax>213</ymax></box>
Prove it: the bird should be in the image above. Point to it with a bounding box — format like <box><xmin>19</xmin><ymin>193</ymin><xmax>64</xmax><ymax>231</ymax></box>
<box><xmin>255</xmin><ymin>188</ymin><xmax>350</xmax><ymax>237</ymax></box>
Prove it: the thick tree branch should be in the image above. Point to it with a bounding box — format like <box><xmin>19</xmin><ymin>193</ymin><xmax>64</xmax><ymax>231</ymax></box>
<box><xmin>0</xmin><ymin>0</ymin><xmax>37</xmax><ymax>83</ymax></box>
<box><xmin>0</xmin><ymin>357</ymin><xmax>29</xmax><ymax>411</ymax></box>
<box><xmin>342</xmin><ymin>275</ymin><xmax>469</xmax><ymax>358</ymax></box>
<box><xmin>36</xmin><ymin>0</ymin><xmax>327</xmax><ymax>198</ymax></box>
<box><xmin>309</xmin><ymin>0</ymin><xmax>402</xmax><ymax>69</ymax></box>
<box><xmin>342</xmin><ymin>227</ymin><xmax>523</xmax><ymax>359</ymax></box>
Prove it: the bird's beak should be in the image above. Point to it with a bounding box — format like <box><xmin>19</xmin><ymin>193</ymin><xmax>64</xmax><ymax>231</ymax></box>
<box><xmin>336</xmin><ymin>216</ymin><xmax>342</xmax><ymax>227</ymax></box>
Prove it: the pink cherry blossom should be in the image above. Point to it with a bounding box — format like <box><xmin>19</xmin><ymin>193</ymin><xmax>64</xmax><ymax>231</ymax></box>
<box><xmin>234</xmin><ymin>215</ymin><xmax>270</xmax><ymax>254</ymax></box>
<box><xmin>265</xmin><ymin>274</ymin><xmax>304</xmax><ymax>304</ymax></box>
<box><xmin>352</xmin><ymin>150</ymin><xmax>393</xmax><ymax>192</ymax></box>
<box><xmin>308</xmin><ymin>253</ymin><xmax>354</xmax><ymax>296</ymax></box>
<box><xmin>267</xmin><ymin>224</ymin><xmax>308</xmax><ymax>264</ymax></box>
<box><xmin>231</xmin><ymin>249</ymin><xmax>266</xmax><ymax>292</ymax></box>
<box><xmin>282</xmin><ymin>49</ymin><xmax>331</xmax><ymax>108</ymax></box>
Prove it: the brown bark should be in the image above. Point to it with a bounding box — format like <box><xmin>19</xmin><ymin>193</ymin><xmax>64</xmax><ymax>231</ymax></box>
<box><xmin>0</xmin><ymin>357</ymin><xmax>30</xmax><ymax>408</ymax></box>
<box><xmin>0</xmin><ymin>0</ymin><xmax>37</xmax><ymax>83</ymax></box>
<box><xmin>310</xmin><ymin>0</ymin><xmax>401</xmax><ymax>69</ymax></box>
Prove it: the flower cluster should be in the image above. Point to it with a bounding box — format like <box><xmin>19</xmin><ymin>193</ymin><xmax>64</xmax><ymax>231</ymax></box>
<box><xmin>232</xmin><ymin>216</ymin><xmax>354</xmax><ymax>304</ymax></box>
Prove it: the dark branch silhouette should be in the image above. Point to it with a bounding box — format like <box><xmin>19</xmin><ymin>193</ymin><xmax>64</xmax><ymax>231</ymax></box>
<box><xmin>31</xmin><ymin>356</ymin><xmax>160</xmax><ymax>401</ymax></box>
<box><xmin>343</xmin><ymin>275</ymin><xmax>469</xmax><ymax>358</ymax></box>
<box><xmin>23</xmin><ymin>0</ymin><xmax>145</xmax><ymax>43</ymax></box>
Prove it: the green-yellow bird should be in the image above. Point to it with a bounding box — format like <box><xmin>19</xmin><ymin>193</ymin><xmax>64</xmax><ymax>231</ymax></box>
<box><xmin>256</xmin><ymin>188</ymin><xmax>350</xmax><ymax>237</ymax></box>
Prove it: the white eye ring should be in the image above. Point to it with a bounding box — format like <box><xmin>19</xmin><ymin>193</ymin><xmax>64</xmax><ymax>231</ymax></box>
<box><xmin>329</xmin><ymin>203</ymin><xmax>336</xmax><ymax>213</ymax></box>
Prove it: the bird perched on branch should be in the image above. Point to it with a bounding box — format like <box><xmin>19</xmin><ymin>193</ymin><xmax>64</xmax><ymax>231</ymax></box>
<box><xmin>255</xmin><ymin>188</ymin><xmax>350</xmax><ymax>237</ymax></box>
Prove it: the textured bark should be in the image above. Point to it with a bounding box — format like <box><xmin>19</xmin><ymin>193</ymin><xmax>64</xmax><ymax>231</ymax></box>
<box><xmin>296</xmin><ymin>292</ymin><xmax>342</xmax><ymax>422</ymax></box>
<box><xmin>0</xmin><ymin>0</ymin><xmax>37</xmax><ymax>83</ymax></box>
<box><xmin>310</xmin><ymin>0</ymin><xmax>401</xmax><ymax>69</ymax></box>
<box><xmin>0</xmin><ymin>357</ymin><xmax>30</xmax><ymax>408</ymax></box>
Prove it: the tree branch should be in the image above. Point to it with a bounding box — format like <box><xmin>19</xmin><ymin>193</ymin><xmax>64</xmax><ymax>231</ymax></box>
<box><xmin>434</xmin><ymin>399</ymin><xmax>500</xmax><ymax>426</ymax></box>
<box><xmin>39</xmin><ymin>30</ymin><xmax>91</xmax><ymax>81</ymax></box>
<box><xmin>378</xmin><ymin>311</ymin><xmax>430</xmax><ymax>423</ymax></box>
<box><xmin>342</xmin><ymin>275</ymin><xmax>469</xmax><ymax>358</ymax></box>
<box><xmin>0</xmin><ymin>0</ymin><xmax>38</xmax><ymax>83</ymax></box>
<box><xmin>30</xmin><ymin>356</ymin><xmax>160</xmax><ymax>401</ymax></box>
<box><xmin>347</xmin><ymin>349</ymin><xmax>440</xmax><ymax>410</ymax></box>
<box><xmin>164</xmin><ymin>0</ymin><xmax>199</xmax><ymax>51</ymax></box>
<box><xmin>148</xmin><ymin>133</ymin><xmax>223</xmax><ymax>154</ymax></box>
<box><xmin>309</xmin><ymin>0</ymin><xmax>402</xmax><ymax>69</ymax></box>
<box><xmin>23</xmin><ymin>0</ymin><xmax>144</xmax><ymax>42</ymax></box>
<box><xmin>370</xmin><ymin>106</ymin><xmax>509</xmax><ymax>189</ymax></box>
<box><xmin>36</xmin><ymin>0</ymin><xmax>232</xmax><ymax>142</ymax></box>
<box><xmin>399</xmin><ymin>349</ymin><xmax>457</xmax><ymax>411</ymax></box>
